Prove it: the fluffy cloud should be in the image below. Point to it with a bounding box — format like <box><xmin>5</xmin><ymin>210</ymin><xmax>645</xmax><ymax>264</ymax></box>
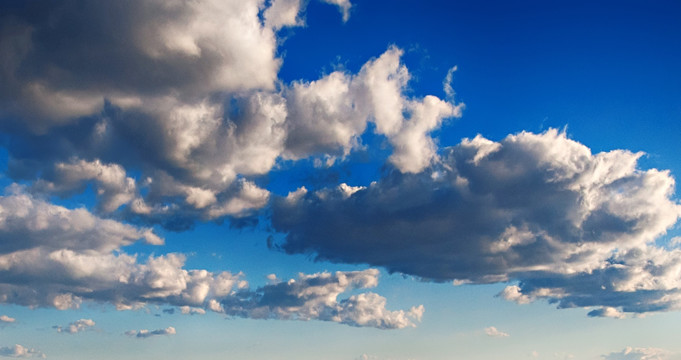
<box><xmin>1</xmin><ymin>0</ymin><xmax>457</xmax><ymax>229</ymax></box>
<box><xmin>272</xmin><ymin>129</ymin><xmax>681</xmax><ymax>315</ymax></box>
<box><xmin>0</xmin><ymin>186</ymin><xmax>417</xmax><ymax>328</ymax></box>
<box><xmin>0</xmin><ymin>186</ymin><xmax>240</xmax><ymax>310</ymax></box>
<box><xmin>284</xmin><ymin>47</ymin><xmax>463</xmax><ymax>173</ymax></box>
<box><xmin>54</xmin><ymin>319</ymin><xmax>95</xmax><ymax>334</ymax></box>
<box><xmin>0</xmin><ymin>315</ymin><xmax>14</xmax><ymax>323</ymax></box>
<box><xmin>603</xmin><ymin>347</ymin><xmax>681</xmax><ymax>360</ymax></box>
<box><xmin>125</xmin><ymin>326</ymin><xmax>176</xmax><ymax>339</ymax></box>
<box><xmin>0</xmin><ymin>345</ymin><xmax>45</xmax><ymax>359</ymax></box>
<box><xmin>222</xmin><ymin>269</ymin><xmax>423</xmax><ymax>329</ymax></box>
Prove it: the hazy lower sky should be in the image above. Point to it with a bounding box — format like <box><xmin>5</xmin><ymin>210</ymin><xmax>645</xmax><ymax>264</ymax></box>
<box><xmin>1</xmin><ymin>1</ymin><xmax>681</xmax><ymax>359</ymax></box>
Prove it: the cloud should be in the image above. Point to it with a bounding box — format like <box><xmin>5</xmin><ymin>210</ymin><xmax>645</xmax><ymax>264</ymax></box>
<box><xmin>0</xmin><ymin>185</ymin><xmax>241</xmax><ymax>310</ymax></box>
<box><xmin>265</xmin><ymin>0</ymin><xmax>304</xmax><ymax>30</ymax></box>
<box><xmin>271</xmin><ymin>129</ymin><xmax>681</xmax><ymax>315</ymax></box>
<box><xmin>125</xmin><ymin>326</ymin><xmax>176</xmax><ymax>339</ymax></box>
<box><xmin>603</xmin><ymin>347</ymin><xmax>681</xmax><ymax>360</ymax></box>
<box><xmin>222</xmin><ymin>269</ymin><xmax>423</xmax><ymax>329</ymax></box>
<box><xmin>0</xmin><ymin>315</ymin><xmax>14</xmax><ymax>323</ymax></box>
<box><xmin>54</xmin><ymin>318</ymin><xmax>95</xmax><ymax>334</ymax></box>
<box><xmin>1</xmin><ymin>0</ymin><xmax>457</xmax><ymax>229</ymax></box>
<box><xmin>0</xmin><ymin>345</ymin><xmax>45</xmax><ymax>359</ymax></box>
<box><xmin>587</xmin><ymin>307</ymin><xmax>625</xmax><ymax>319</ymax></box>
<box><xmin>0</xmin><ymin>186</ymin><xmax>418</xmax><ymax>328</ymax></box>
<box><xmin>484</xmin><ymin>326</ymin><xmax>509</xmax><ymax>337</ymax></box>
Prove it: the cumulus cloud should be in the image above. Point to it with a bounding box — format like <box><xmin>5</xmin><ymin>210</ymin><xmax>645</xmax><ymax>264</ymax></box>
<box><xmin>222</xmin><ymin>269</ymin><xmax>423</xmax><ymax>329</ymax></box>
<box><xmin>125</xmin><ymin>326</ymin><xmax>176</xmax><ymax>339</ymax></box>
<box><xmin>484</xmin><ymin>326</ymin><xmax>509</xmax><ymax>337</ymax></box>
<box><xmin>0</xmin><ymin>186</ymin><xmax>417</xmax><ymax>328</ymax></box>
<box><xmin>54</xmin><ymin>318</ymin><xmax>95</xmax><ymax>334</ymax></box>
<box><xmin>1</xmin><ymin>0</ymin><xmax>458</xmax><ymax>228</ymax></box>
<box><xmin>0</xmin><ymin>315</ymin><xmax>14</xmax><ymax>323</ymax></box>
<box><xmin>272</xmin><ymin>129</ymin><xmax>681</xmax><ymax>315</ymax></box>
<box><xmin>0</xmin><ymin>185</ymin><xmax>241</xmax><ymax>310</ymax></box>
<box><xmin>0</xmin><ymin>344</ymin><xmax>45</xmax><ymax>359</ymax></box>
<box><xmin>603</xmin><ymin>347</ymin><xmax>681</xmax><ymax>360</ymax></box>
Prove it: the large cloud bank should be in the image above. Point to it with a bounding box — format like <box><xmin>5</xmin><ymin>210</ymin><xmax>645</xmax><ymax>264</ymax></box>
<box><xmin>272</xmin><ymin>129</ymin><xmax>681</xmax><ymax>316</ymax></box>
<box><xmin>0</xmin><ymin>0</ymin><xmax>461</xmax><ymax>230</ymax></box>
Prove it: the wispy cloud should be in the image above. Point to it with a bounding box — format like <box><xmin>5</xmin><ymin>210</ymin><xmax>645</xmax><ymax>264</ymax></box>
<box><xmin>125</xmin><ymin>326</ymin><xmax>176</xmax><ymax>339</ymax></box>
<box><xmin>0</xmin><ymin>344</ymin><xmax>45</xmax><ymax>359</ymax></box>
<box><xmin>54</xmin><ymin>319</ymin><xmax>95</xmax><ymax>334</ymax></box>
<box><xmin>484</xmin><ymin>326</ymin><xmax>509</xmax><ymax>338</ymax></box>
<box><xmin>603</xmin><ymin>347</ymin><xmax>681</xmax><ymax>360</ymax></box>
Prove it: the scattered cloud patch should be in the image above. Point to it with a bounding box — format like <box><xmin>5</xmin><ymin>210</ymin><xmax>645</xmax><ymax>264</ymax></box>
<box><xmin>0</xmin><ymin>315</ymin><xmax>15</xmax><ymax>323</ymax></box>
<box><xmin>0</xmin><ymin>188</ymin><xmax>418</xmax><ymax>328</ymax></box>
<box><xmin>222</xmin><ymin>269</ymin><xmax>423</xmax><ymax>329</ymax></box>
<box><xmin>603</xmin><ymin>347</ymin><xmax>681</xmax><ymax>360</ymax></box>
<box><xmin>484</xmin><ymin>326</ymin><xmax>509</xmax><ymax>338</ymax></box>
<box><xmin>126</xmin><ymin>326</ymin><xmax>176</xmax><ymax>339</ymax></box>
<box><xmin>588</xmin><ymin>307</ymin><xmax>625</xmax><ymax>319</ymax></box>
<box><xmin>54</xmin><ymin>319</ymin><xmax>95</xmax><ymax>334</ymax></box>
<box><xmin>0</xmin><ymin>345</ymin><xmax>45</xmax><ymax>358</ymax></box>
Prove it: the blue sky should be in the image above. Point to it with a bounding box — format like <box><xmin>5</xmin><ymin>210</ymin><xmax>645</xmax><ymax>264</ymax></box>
<box><xmin>1</xmin><ymin>1</ymin><xmax>681</xmax><ymax>359</ymax></box>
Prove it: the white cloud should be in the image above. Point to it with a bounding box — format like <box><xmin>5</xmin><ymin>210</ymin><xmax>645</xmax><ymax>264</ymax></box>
<box><xmin>0</xmin><ymin>186</ymin><xmax>418</xmax><ymax>328</ymax></box>
<box><xmin>265</xmin><ymin>0</ymin><xmax>303</xmax><ymax>30</ymax></box>
<box><xmin>54</xmin><ymin>318</ymin><xmax>95</xmax><ymax>334</ymax></box>
<box><xmin>603</xmin><ymin>347</ymin><xmax>681</xmax><ymax>360</ymax></box>
<box><xmin>125</xmin><ymin>326</ymin><xmax>176</xmax><ymax>339</ymax></box>
<box><xmin>222</xmin><ymin>269</ymin><xmax>423</xmax><ymax>329</ymax></box>
<box><xmin>0</xmin><ymin>315</ymin><xmax>14</xmax><ymax>323</ymax></box>
<box><xmin>0</xmin><ymin>344</ymin><xmax>45</xmax><ymax>359</ymax></box>
<box><xmin>484</xmin><ymin>326</ymin><xmax>509</xmax><ymax>337</ymax></box>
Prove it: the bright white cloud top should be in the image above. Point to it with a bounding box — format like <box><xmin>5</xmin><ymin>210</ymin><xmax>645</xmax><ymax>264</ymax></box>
<box><xmin>1</xmin><ymin>0</ymin><xmax>680</xmax><ymax>359</ymax></box>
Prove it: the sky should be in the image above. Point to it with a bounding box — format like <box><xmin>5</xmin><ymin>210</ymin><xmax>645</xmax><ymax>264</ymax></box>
<box><xmin>1</xmin><ymin>0</ymin><xmax>681</xmax><ymax>359</ymax></box>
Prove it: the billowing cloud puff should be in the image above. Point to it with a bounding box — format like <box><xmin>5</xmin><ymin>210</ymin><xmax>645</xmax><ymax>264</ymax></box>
<box><xmin>1</xmin><ymin>0</ymin><xmax>458</xmax><ymax>229</ymax></box>
<box><xmin>0</xmin><ymin>186</ymin><xmax>417</xmax><ymax>328</ymax></box>
<box><xmin>125</xmin><ymin>326</ymin><xmax>176</xmax><ymax>339</ymax></box>
<box><xmin>0</xmin><ymin>315</ymin><xmax>14</xmax><ymax>323</ymax></box>
<box><xmin>54</xmin><ymin>318</ymin><xmax>95</xmax><ymax>334</ymax></box>
<box><xmin>0</xmin><ymin>186</ymin><xmax>242</xmax><ymax>310</ymax></box>
<box><xmin>0</xmin><ymin>344</ymin><xmax>45</xmax><ymax>359</ymax></box>
<box><xmin>603</xmin><ymin>347</ymin><xmax>681</xmax><ymax>360</ymax></box>
<box><xmin>272</xmin><ymin>129</ymin><xmax>681</xmax><ymax>315</ymax></box>
<box><xmin>222</xmin><ymin>269</ymin><xmax>423</xmax><ymax>329</ymax></box>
